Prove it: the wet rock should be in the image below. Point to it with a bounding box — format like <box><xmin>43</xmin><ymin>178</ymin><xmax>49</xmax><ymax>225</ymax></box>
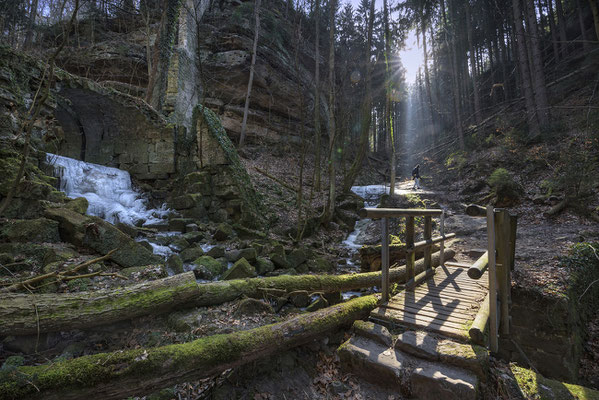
<box><xmin>115</xmin><ymin>222</ymin><xmax>137</xmax><ymax>238</ymax></box>
<box><xmin>213</xmin><ymin>223</ymin><xmax>233</xmax><ymax>241</ymax></box>
<box><xmin>288</xmin><ymin>290</ymin><xmax>310</xmax><ymax>308</ymax></box>
<box><xmin>323</xmin><ymin>292</ymin><xmax>342</xmax><ymax>305</ymax></box>
<box><xmin>120</xmin><ymin>265</ymin><xmax>167</xmax><ymax>280</ymax></box>
<box><xmin>45</xmin><ymin>207</ymin><xmax>161</xmax><ymax>268</ymax></box>
<box><xmin>138</xmin><ymin>240</ymin><xmax>154</xmax><ymax>252</ymax></box>
<box><xmin>170</xmin><ymin>237</ymin><xmax>190</xmax><ymax>251</ymax></box>
<box><xmin>180</xmin><ymin>246</ymin><xmax>204</xmax><ymax>263</ymax></box>
<box><xmin>206</xmin><ymin>246</ymin><xmax>225</xmax><ymax>258</ymax></box>
<box><xmin>0</xmin><ymin>218</ymin><xmax>60</xmax><ymax>243</ymax></box>
<box><xmin>255</xmin><ymin>256</ymin><xmax>275</xmax><ymax>275</ymax></box>
<box><xmin>166</xmin><ymin>254</ymin><xmax>184</xmax><ymax>274</ymax></box>
<box><xmin>306</xmin><ymin>294</ymin><xmax>329</xmax><ymax>312</ymax></box>
<box><xmin>185</xmin><ymin>223</ymin><xmax>198</xmax><ymax>232</ymax></box>
<box><xmin>170</xmin><ymin>195</ymin><xmax>195</xmax><ymax>210</ymax></box>
<box><xmin>193</xmin><ymin>256</ymin><xmax>225</xmax><ymax>280</ymax></box>
<box><xmin>222</xmin><ymin>257</ymin><xmax>256</xmax><ymax>280</ymax></box>
<box><xmin>234</xmin><ymin>297</ymin><xmax>273</xmax><ymax>316</ymax></box>
<box><xmin>64</xmin><ymin>197</ymin><xmax>88</xmax><ymax>214</ymax></box>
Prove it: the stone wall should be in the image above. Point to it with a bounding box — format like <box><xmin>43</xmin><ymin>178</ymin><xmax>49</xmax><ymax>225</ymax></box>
<box><xmin>54</xmin><ymin>88</ymin><xmax>176</xmax><ymax>180</ymax></box>
<box><xmin>498</xmin><ymin>287</ymin><xmax>582</xmax><ymax>382</ymax></box>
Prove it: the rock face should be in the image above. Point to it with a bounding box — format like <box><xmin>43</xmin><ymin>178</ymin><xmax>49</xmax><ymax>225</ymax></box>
<box><xmin>197</xmin><ymin>0</ymin><xmax>327</xmax><ymax>145</ymax></box>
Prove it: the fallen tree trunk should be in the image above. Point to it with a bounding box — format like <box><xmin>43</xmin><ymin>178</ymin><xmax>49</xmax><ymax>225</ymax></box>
<box><xmin>0</xmin><ymin>272</ymin><xmax>200</xmax><ymax>336</ymax></box>
<box><xmin>0</xmin><ymin>295</ymin><xmax>380</xmax><ymax>400</ymax></box>
<box><xmin>0</xmin><ymin>250</ymin><xmax>454</xmax><ymax>336</ymax></box>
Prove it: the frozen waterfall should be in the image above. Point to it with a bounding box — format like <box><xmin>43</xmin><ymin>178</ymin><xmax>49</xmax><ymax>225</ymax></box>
<box><xmin>46</xmin><ymin>153</ymin><xmax>169</xmax><ymax>226</ymax></box>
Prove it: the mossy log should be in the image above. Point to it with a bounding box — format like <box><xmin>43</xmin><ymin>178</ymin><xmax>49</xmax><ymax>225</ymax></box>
<box><xmin>0</xmin><ymin>250</ymin><xmax>453</xmax><ymax>336</ymax></box>
<box><xmin>191</xmin><ymin>249</ymin><xmax>454</xmax><ymax>307</ymax></box>
<box><xmin>0</xmin><ymin>272</ymin><xmax>200</xmax><ymax>336</ymax></box>
<box><xmin>0</xmin><ymin>295</ymin><xmax>379</xmax><ymax>400</ymax></box>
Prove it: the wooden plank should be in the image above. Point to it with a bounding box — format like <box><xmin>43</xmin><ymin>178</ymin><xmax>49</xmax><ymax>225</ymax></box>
<box><xmin>370</xmin><ymin>312</ymin><xmax>469</xmax><ymax>341</ymax></box>
<box><xmin>382</xmin><ymin>303</ymin><xmax>475</xmax><ymax>322</ymax></box>
<box><xmin>359</xmin><ymin>208</ymin><xmax>444</xmax><ymax>218</ymax></box>
<box><xmin>444</xmin><ymin>261</ymin><xmax>472</xmax><ymax>268</ymax></box>
<box><xmin>412</xmin><ymin>287</ymin><xmax>487</xmax><ymax>300</ymax></box>
<box><xmin>382</xmin><ymin>303</ymin><xmax>477</xmax><ymax>319</ymax></box>
<box><xmin>389</xmin><ymin>295</ymin><xmax>478</xmax><ymax>312</ymax></box>
<box><xmin>383</xmin><ymin>308</ymin><xmax>474</xmax><ymax>325</ymax></box>
<box><xmin>410</xmin><ymin>290</ymin><xmax>485</xmax><ymax>303</ymax></box>
<box><xmin>371</xmin><ymin>308</ymin><xmax>468</xmax><ymax>330</ymax></box>
<box><xmin>423</xmin><ymin>281</ymin><xmax>488</xmax><ymax>292</ymax></box>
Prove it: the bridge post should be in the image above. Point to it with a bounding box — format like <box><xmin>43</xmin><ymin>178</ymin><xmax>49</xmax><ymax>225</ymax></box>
<box><xmin>381</xmin><ymin>217</ymin><xmax>390</xmax><ymax>303</ymax></box>
<box><xmin>496</xmin><ymin>210</ymin><xmax>512</xmax><ymax>335</ymax></box>
<box><xmin>423</xmin><ymin>216</ymin><xmax>432</xmax><ymax>271</ymax></box>
<box><xmin>440</xmin><ymin>209</ymin><xmax>445</xmax><ymax>267</ymax></box>
<box><xmin>405</xmin><ymin>216</ymin><xmax>415</xmax><ymax>280</ymax></box>
<box><xmin>487</xmin><ymin>205</ymin><xmax>499</xmax><ymax>353</ymax></box>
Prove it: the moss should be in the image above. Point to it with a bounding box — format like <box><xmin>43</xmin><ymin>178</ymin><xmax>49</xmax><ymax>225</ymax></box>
<box><xmin>192</xmin><ymin>105</ymin><xmax>265</xmax><ymax>228</ymax></box>
<box><xmin>511</xmin><ymin>365</ymin><xmax>599</xmax><ymax>400</ymax></box>
<box><xmin>0</xmin><ymin>295</ymin><xmax>378</xmax><ymax>398</ymax></box>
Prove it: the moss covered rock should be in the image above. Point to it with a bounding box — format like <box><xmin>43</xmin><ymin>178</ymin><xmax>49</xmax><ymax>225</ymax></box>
<box><xmin>222</xmin><ymin>257</ymin><xmax>256</xmax><ymax>280</ymax></box>
<box><xmin>193</xmin><ymin>255</ymin><xmax>225</xmax><ymax>279</ymax></box>
<box><xmin>64</xmin><ymin>197</ymin><xmax>88</xmax><ymax>214</ymax></box>
<box><xmin>255</xmin><ymin>256</ymin><xmax>275</xmax><ymax>275</ymax></box>
<box><xmin>0</xmin><ymin>218</ymin><xmax>60</xmax><ymax>243</ymax></box>
<box><xmin>213</xmin><ymin>222</ymin><xmax>233</xmax><ymax>241</ymax></box>
<box><xmin>166</xmin><ymin>254</ymin><xmax>184</xmax><ymax>274</ymax></box>
<box><xmin>234</xmin><ymin>298</ymin><xmax>273</xmax><ymax>316</ymax></box>
<box><xmin>180</xmin><ymin>246</ymin><xmax>204</xmax><ymax>263</ymax></box>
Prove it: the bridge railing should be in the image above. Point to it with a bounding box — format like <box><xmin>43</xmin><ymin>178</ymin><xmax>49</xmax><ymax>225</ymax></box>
<box><xmin>358</xmin><ymin>208</ymin><xmax>456</xmax><ymax>302</ymax></box>
<box><xmin>465</xmin><ymin>204</ymin><xmax>517</xmax><ymax>353</ymax></box>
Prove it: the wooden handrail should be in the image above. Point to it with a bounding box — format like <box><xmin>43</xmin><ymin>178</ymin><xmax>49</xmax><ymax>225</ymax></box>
<box><xmin>359</xmin><ymin>208</ymin><xmax>444</xmax><ymax>219</ymax></box>
<box><xmin>467</xmin><ymin>251</ymin><xmax>489</xmax><ymax>279</ymax></box>
<box><xmin>407</xmin><ymin>233</ymin><xmax>457</xmax><ymax>253</ymax></box>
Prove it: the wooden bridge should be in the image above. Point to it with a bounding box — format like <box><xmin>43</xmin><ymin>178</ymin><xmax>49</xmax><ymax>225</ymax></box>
<box><xmin>358</xmin><ymin>205</ymin><xmax>517</xmax><ymax>352</ymax></box>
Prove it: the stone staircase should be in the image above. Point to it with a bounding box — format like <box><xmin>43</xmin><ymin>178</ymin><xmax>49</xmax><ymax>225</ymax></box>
<box><xmin>337</xmin><ymin>321</ymin><xmax>489</xmax><ymax>400</ymax></box>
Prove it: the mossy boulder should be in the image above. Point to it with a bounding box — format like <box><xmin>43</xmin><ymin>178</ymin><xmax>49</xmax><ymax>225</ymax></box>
<box><xmin>166</xmin><ymin>254</ymin><xmax>184</xmax><ymax>274</ymax></box>
<box><xmin>225</xmin><ymin>247</ymin><xmax>257</xmax><ymax>262</ymax></box>
<box><xmin>193</xmin><ymin>255</ymin><xmax>225</xmax><ymax>279</ymax></box>
<box><xmin>288</xmin><ymin>290</ymin><xmax>310</xmax><ymax>308</ymax></box>
<box><xmin>269</xmin><ymin>253</ymin><xmax>290</xmax><ymax>269</ymax></box>
<box><xmin>206</xmin><ymin>246</ymin><xmax>225</xmax><ymax>258</ymax></box>
<box><xmin>180</xmin><ymin>246</ymin><xmax>204</xmax><ymax>263</ymax></box>
<box><xmin>306</xmin><ymin>294</ymin><xmax>328</xmax><ymax>312</ymax></box>
<box><xmin>509</xmin><ymin>365</ymin><xmax>599</xmax><ymax>400</ymax></box>
<box><xmin>213</xmin><ymin>223</ymin><xmax>233</xmax><ymax>241</ymax></box>
<box><xmin>287</xmin><ymin>247</ymin><xmax>310</xmax><ymax>269</ymax></box>
<box><xmin>222</xmin><ymin>257</ymin><xmax>256</xmax><ymax>280</ymax></box>
<box><xmin>64</xmin><ymin>197</ymin><xmax>88</xmax><ymax>214</ymax></box>
<box><xmin>255</xmin><ymin>256</ymin><xmax>275</xmax><ymax>275</ymax></box>
<box><xmin>0</xmin><ymin>218</ymin><xmax>60</xmax><ymax>243</ymax></box>
<box><xmin>44</xmin><ymin>207</ymin><xmax>161</xmax><ymax>268</ymax></box>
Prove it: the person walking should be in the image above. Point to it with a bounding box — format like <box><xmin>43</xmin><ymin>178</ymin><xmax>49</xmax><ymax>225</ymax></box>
<box><xmin>412</xmin><ymin>164</ymin><xmax>421</xmax><ymax>190</ymax></box>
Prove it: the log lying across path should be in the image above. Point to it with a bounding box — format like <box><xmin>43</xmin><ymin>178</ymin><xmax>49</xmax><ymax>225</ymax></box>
<box><xmin>0</xmin><ymin>295</ymin><xmax>379</xmax><ymax>400</ymax></box>
<box><xmin>0</xmin><ymin>250</ymin><xmax>454</xmax><ymax>336</ymax></box>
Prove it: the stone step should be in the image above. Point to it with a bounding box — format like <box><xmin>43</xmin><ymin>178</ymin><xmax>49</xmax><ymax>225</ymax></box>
<box><xmin>394</xmin><ymin>330</ymin><xmax>488</xmax><ymax>379</ymax></box>
<box><xmin>338</xmin><ymin>335</ymin><xmax>479</xmax><ymax>400</ymax></box>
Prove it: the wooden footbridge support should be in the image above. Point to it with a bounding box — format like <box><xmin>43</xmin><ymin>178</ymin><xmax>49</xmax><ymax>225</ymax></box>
<box><xmin>358</xmin><ymin>204</ymin><xmax>518</xmax><ymax>354</ymax></box>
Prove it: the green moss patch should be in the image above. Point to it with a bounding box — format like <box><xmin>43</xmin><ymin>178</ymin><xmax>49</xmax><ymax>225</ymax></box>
<box><xmin>511</xmin><ymin>365</ymin><xmax>599</xmax><ymax>400</ymax></box>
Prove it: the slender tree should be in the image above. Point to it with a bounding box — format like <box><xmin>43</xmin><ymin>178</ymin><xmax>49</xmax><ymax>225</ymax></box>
<box><xmin>525</xmin><ymin>0</ymin><xmax>550</xmax><ymax>127</ymax></box>
<box><xmin>239</xmin><ymin>0</ymin><xmax>261</xmax><ymax>148</ymax></box>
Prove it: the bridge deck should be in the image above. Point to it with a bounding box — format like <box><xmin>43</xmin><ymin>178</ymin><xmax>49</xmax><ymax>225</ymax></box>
<box><xmin>370</xmin><ymin>265</ymin><xmax>489</xmax><ymax>341</ymax></box>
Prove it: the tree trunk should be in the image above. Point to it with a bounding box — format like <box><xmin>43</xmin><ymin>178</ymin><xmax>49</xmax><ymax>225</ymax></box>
<box><xmin>421</xmin><ymin>18</ymin><xmax>436</xmax><ymax>146</ymax></box>
<box><xmin>589</xmin><ymin>0</ymin><xmax>599</xmax><ymax>41</ymax></box>
<box><xmin>238</xmin><ymin>0</ymin><xmax>261</xmax><ymax>148</ymax></box>
<box><xmin>513</xmin><ymin>0</ymin><xmax>541</xmax><ymax>137</ymax></box>
<box><xmin>342</xmin><ymin>0</ymin><xmax>375</xmax><ymax>193</ymax></box>
<box><xmin>525</xmin><ymin>0</ymin><xmax>550</xmax><ymax>127</ymax></box>
<box><xmin>0</xmin><ymin>250</ymin><xmax>454</xmax><ymax>337</ymax></box>
<box><xmin>0</xmin><ymin>272</ymin><xmax>200</xmax><ymax>336</ymax></box>
<box><xmin>466</xmin><ymin>1</ymin><xmax>482</xmax><ymax>125</ymax></box>
<box><xmin>448</xmin><ymin>0</ymin><xmax>465</xmax><ymax>149</ymax></box>
<box><xmin>0</xmin><ymin>295</ymin><xmax>380</xmax><ymax>400</ymax></box>
<box><xmin>547</xmin><ymin>0</ymin><xmax>561</xmax><ymax>62</ymax></box>
<box><xmin>325</xmin><ymin>0</ymin><xmax>337</xmax><ymax>222</ymax></box>
<box><xmin>313</xmin><ymin>0</ymin><xmax>322</xmax><ymax>192</ymax></box>
<box><xmin>383</xmin><ymin>0</ymin><xmax>395</xmax><ymax>195</ymax></box>
<box><xmin>23</xmin><ymin>0</ymin><xmax>39</xmax><ymax>49</ymax></box>
<box><xmin>576</xmin><ymin>0</ymin><xmax>589</xmax><ymax>50</ymax></box>
<box><xmin>555</xmin><ymin>0</ymin><xmax>569</xmax><ymax>56</ymax></box>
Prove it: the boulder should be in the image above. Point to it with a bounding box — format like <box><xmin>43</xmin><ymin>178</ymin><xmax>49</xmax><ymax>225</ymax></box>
<box><xmin>225</xmin><ymin>247</ymin><xmax>257</xmax><ymax>263</ymax></box>
<box><xmin>0</xmin><ymin>218</ymin><xmax>60</xmax><ymax>243</ymax></box>
<box><xmin>222</xmin><ymin>257</ymin><xmax>256</xmax><ymax>280</ymax></box>
<box><xmin>64</xmin><ymin>197</ymin><xmax>88</xmax><ymax>214</ymax></box>
<box><xmin>166</xmin><ymin>254</ymin><xmax>184</xmax><ymax>274</ymax></box>
<box><xmin>255</xmin><ymin>257</ymin><xmax>275</xmax><ymax>275</ymax></box>
<box><xmin>180</xmin><ymin>246</ymin><xmax>204</xmax><ymax>263</ymax></box>
<box><xmin>182</xmin><ymin>231</ymin><xmax>203</xmax><ymax>244</ymax></box>
<box><xmin>288</xmin><ymin>290</ymin><xmax>310</xmax><ymax>308</ymax></box>
<box><xmin>44</xmin><ymin>207</ymin><xmax>161</xmax><ymax>268</ymax></box>
<box><xmin>169</xmin><ymin>218</ymin><xmax>196</xmax><ymax>232</ymax></box>
<box><xmin>213</xmin><ymin>223</ymin><xmax>233</xmax><ymax>241</ymax></box>
<box><xmin>287</xmin><ymin>248</ymin><xmax>309</xmax><ymax>269</ymax></box>
<box><xmin>306</xmin><ymin>294</ymin><xmax>328</xmax><ymax>312</ymax></box>
<box><xmin>269</xmin><ymin>253</ymin><xmax>290</xmax><ymax>269</ymax></box>
<box><xmin>307</xmin><ymin>257</ymin><xmax>334</xmax><ymax>273</ymax></box>
<box><xmin>193</xmin><ymin>256</ymin><xmax>225</xmax><ymax>280</ymax></box>
<box><xmin>206</xmin><ymin>246</ymin><xmax>225</xmax><ymax>258</ymax></box>
<box><xmin>115</xmin><ymin>222</ymin><xmax>138</xmax><ymax>238</ymax></box>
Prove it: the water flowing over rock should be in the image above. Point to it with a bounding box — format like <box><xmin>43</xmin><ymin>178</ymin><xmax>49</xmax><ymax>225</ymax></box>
<box><xmin>46</xmin><ymin>153</ymin><xmax>168</xmax><ymax>226</ymax></box>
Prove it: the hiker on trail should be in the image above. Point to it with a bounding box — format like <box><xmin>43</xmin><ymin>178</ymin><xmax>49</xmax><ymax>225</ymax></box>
<box><xmin>412</xmin><ymin>164</ymin><xmax>421</xmax><ymax>190</ymax></box>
